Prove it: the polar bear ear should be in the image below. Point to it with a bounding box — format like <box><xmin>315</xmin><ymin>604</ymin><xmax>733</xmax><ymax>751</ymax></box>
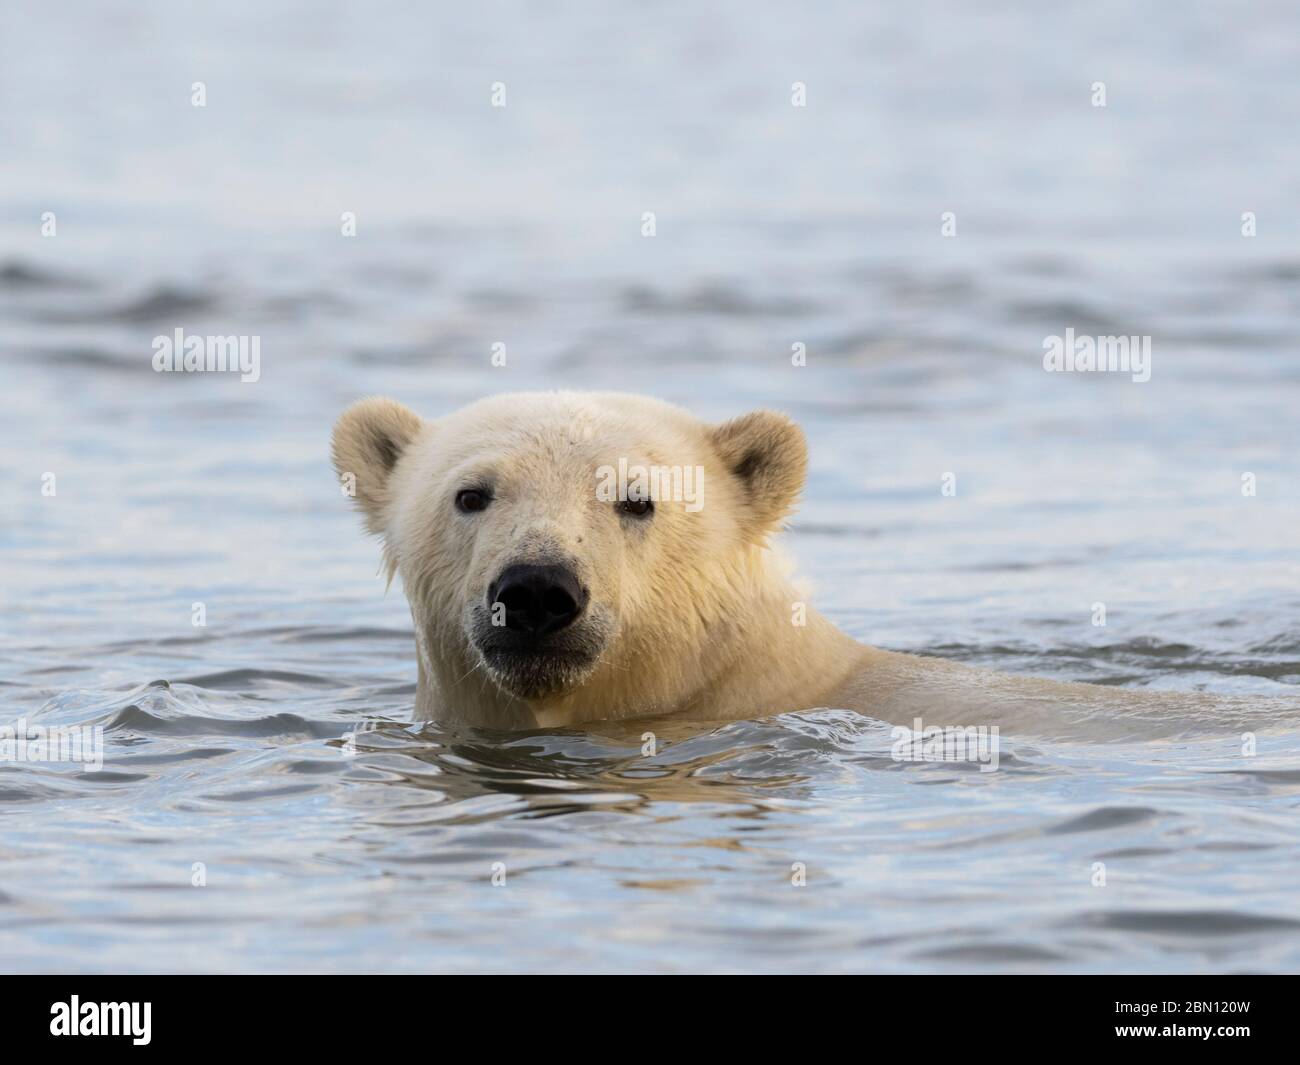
<box><xmin>331</xmin><ymin>397</ymin><xmax>426</xmax><ymax>533</ymax></box>
<box><xmin>709</xmin><ymin>409</ymin><xmax>808</xmax><ymax>540</ymax></box>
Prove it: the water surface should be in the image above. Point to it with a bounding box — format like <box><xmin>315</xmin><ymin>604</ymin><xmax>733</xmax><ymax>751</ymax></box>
<box><xmin>2</xmin><ymin>0</ymin><xmax>1299</xmax><ymax>973</ymax></box>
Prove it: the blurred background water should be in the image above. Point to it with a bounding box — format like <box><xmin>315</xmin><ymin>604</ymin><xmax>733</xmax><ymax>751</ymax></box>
<box><xmin>1</xmin><ymin>0</ymin><xmax>1299</xmax><ymax>973</ymax></box>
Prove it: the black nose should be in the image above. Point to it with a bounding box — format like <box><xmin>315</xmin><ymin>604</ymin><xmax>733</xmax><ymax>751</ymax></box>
<box><xmin>488</xmin><ymin>564</ymin><xmax>588</xmax><ymax>637</ymax></box>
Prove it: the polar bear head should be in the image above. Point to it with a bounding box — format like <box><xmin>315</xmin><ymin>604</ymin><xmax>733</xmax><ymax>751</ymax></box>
<box><xmin>331</xmin><ymin>391</ymin><xmax>806</xmax><ymax>726</ymax></box>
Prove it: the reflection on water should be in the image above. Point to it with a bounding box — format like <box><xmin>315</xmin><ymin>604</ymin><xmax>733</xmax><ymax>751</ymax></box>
<box><xmin>7</xmin><ymin>675</ymin><xmax>1300</xmax><ymax>973</ymax></box>
<box><xmin>2</xmin><ymin>0</ymin><xmax>1300</xmax><ymax>972</ymax></box>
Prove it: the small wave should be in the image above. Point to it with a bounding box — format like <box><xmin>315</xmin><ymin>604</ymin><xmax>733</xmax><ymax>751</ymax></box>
<box><xmin>27</xmin><ymin>285</ymin><xmax>219</xmax><ymax>324</ymax></box>
<box><xmin>1002</xmin><ymin>298</ymin><xmax>1135</xmax><ymax>335</ymax></box>
<box><xmin>35</xmin><ymin>346</ymin><xmax>141</xmax><ymax>372</ymax></box>
<box><xmin>106</xmin><ymin>286</ymin><xmax>218</xmax><ymax>322</ymax></box>
<box><xmin>176</xmin><ymin>668</ymin><xmax>341</xmax><ymax>690</ymax></box>
<box><xmin>105</xmin><ymin>703</ymin><xmax>341</xmax><ymax>741</ymax></box>
<box><xmin>30</xmin><ymin>681</ymin><xmax>347</xmax><ymax>740</ymax></box>
<box><xmin>0</xmin><ymin>259</ymin><xmax>92</xmax><ymax>289</ymax></box>
<box><xmin>621</xmin><ymin>282</ymin><xmax>818</xmax><ymax>317</ymax></box>
<box><xmin>1234</xmin><ymin>260</ymin><xmax>1300</xmax><ymax>283</ymax></box>
<box><xmin>264</xmin><ymin>626</ymin><xmax>412</xmax><ymax>644</ymax></box>
<box><xmin>1045</xmin><ymin>805</ymin><xmax>1162</xmax><ymax>835</ymax></box>
<box><xmin>1072</xmin><ymin>910</ymin><xmax>1300</xmax><ymax>935</ymax></box>
<box><xmin>914</xmin><ymin>942</ymin><xmax>1067</xmax><ymax>963</ymax></box>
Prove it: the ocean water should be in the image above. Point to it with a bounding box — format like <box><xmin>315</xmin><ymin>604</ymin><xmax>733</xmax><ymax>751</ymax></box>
<box><xmin>2</xmin><ymin>0</ymin><xmax>1299</xmax><ymax>973</ymax></box>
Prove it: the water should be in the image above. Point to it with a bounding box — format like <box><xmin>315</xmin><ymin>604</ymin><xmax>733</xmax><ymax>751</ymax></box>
<box><xmin>2</xmin><ymin>0</ymin><xmax>1299</xmax><ymax>973</ymax></box>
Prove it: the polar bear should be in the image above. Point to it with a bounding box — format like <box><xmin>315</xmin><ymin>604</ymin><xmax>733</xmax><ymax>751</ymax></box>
<box><xmin>332</xmin><ymin>391</ymin><xmax>1295</xmax><ymax>739</ymax></box>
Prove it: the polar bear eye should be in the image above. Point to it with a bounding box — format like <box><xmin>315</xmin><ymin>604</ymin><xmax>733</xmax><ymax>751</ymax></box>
<box><xmin>455</xmin><ymin>488</ymin><xmax>491</xmax><ymax>513</ymax></box>
<box><xmin>617</xmin><ymin>499</ymin><xmax>653</xmax><ymax>518</ymax></box>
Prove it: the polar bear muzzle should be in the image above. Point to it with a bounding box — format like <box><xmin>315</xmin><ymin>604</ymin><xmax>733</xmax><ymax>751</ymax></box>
<box><xmin>488</xmin><ymin>563</ymin><xmax>589</xmax><ymax>637</ymax></box>
<box><xmin>469</xmin><ymin>560</ymin><xmax>608</xmax><ymax>699</ymax></box>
